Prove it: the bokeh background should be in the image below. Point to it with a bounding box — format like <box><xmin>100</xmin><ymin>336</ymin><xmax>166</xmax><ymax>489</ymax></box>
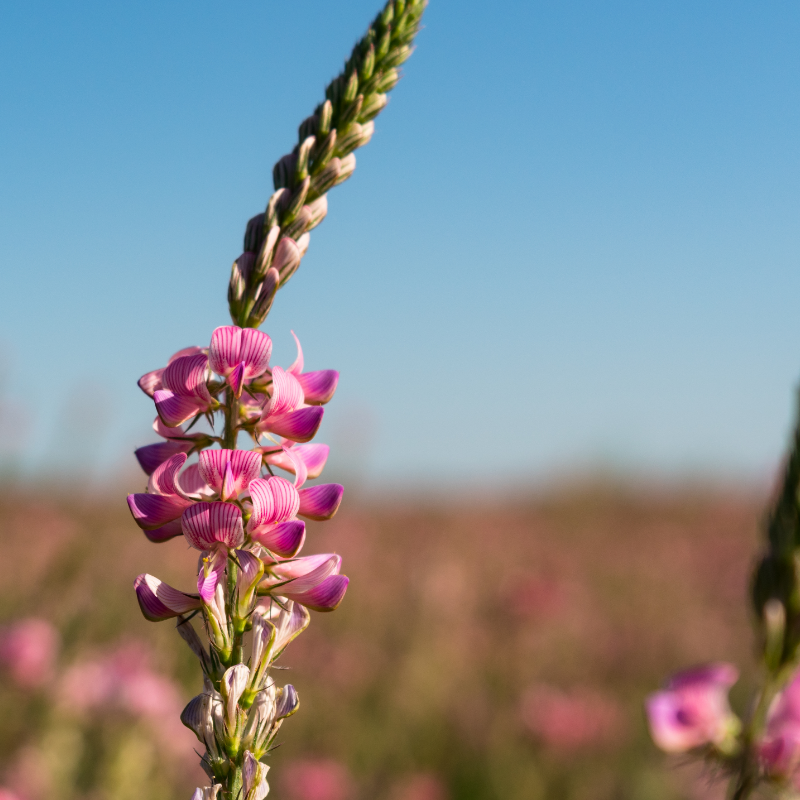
<box><xmin>1</xmin><ymin>1</ymin><xmax>799</xmax><ymax>798</ymax></box>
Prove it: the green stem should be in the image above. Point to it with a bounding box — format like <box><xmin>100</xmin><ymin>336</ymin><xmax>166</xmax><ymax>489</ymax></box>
<box><xmin>223</xmin><ymin>387</ymin><xmax>237</xmax><ymax>450</ymax></box>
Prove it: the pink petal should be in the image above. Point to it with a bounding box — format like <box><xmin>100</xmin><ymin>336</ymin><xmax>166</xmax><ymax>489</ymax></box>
<box><xmin>280</xmin><ymin>445</ymin><xmax>308</xmax><ymax>488</ymax></box>
<box><xmin>134</xmin><ymin>440</ymin><xmax>192</xmax><ymax>475</ymax></box>
<box><xmin>272</xmin><ymin>237</ymin><xmax>300</xmax><ymax>275</ymax></box>
<box><xmin>261</xmin><ymin>367</ymin><xmax>304</xmax><ymax>417</ymax></box>
<box><xmin>167</xmin><ymin>345</ymin><xmax>205</xmax><ymax>364</ymax></box>
<box><xmin>250</xmin><ymin>520</ymin><xmax>306</xmax><ymax>558</ymax></box>
<box><xmin>276</xmin><ymin>684</ymin><xmax>299</xmax><ymax>718</ymax></box>
<box><xmin>229</xmin><ymin>362</ymin><xmax>246</xmax><ymax>397</ymax></box>
<box><xmin>182</xmin><ymin>502</ymin><xmax>244</xmax><ymax>551</ymax></box>
<box><xmin>147</xmin><ymin>452</ymin><xmax>187</xmax><ymax>495</ymax></box>
<box><xmin>197</xmin><ymin>548</ymin><xmax>227</xmax><ymax>604</ymax></box>
<box><xmin>127</xmin><ymin>492</ymin><xmax>191</xmax><ymax>529</ymax></box>
<box><xmin>134</xmin><ymin>574</ymin><xmax>202</xmax><ymax>622</ymax></box>
<box><xmin>143</xmin><ymin>519</ymin><xmax>184</xmax><ymax>542</ymax></box>
<box><xmin>263</xmin><ymin>407</ymin><xmax>324</xmax><ymax>443</ymax></box>
<box><xmin>199</xmin><ymin>449</ymin><xmax>262</xmax><ymax>499</ymax></box>
<box><xmin>266</xmin><ymin>444</ymin><xmax>329</xmax><ymax>481</ymax></box>
<box><xmin>270</xmin><ymin>553</ymin><xmax>341</xmax><ymax>582</ymax></box>
<box><xmin>298</xmin><ymin>483</ymin><xmax>343</xmax><ymax>520</ymax></box>
<box><xmin>138</xmin><ymin>368</ymin><xmax>164</xmax><ymax>397</ymax></box>
<box><xmin>239</xmin><ymin>328</ymin><xmax>272</xmax><ymax>380</ymax></box>
<box><xmin>248</xmin><ymin>476</ymin><xmax>300</xmax><ymax>530</ymax></box>
<box><xmin>235</xmin><ymin>548</ymin><xmax>264</xmax><ymax>593</ymax></box>
<box><xmin>288</xmin><ymin>331</ymin><xmax>304</xmax><ymax>375</ymax></box>
<box><xmin>176</xmin><ymin>463</ymin><xmax>212</xmax><ymax>498</ymax></box>
<box><xmin>284</xmin><ymin>575</ymin><xmax>349</xmax><ymax>612</ymax></box>
<box><xmin>297</xmin><ymin>370</ymin><xmax>339</xmax><ymax>405</ymax></box>
<box><xmin>162</xmin><ymin>354</ymin><xmax>212</xmax><ymax>402</ymax></box>
<box><xmin>153</xmin><ymin>390</ymin><xmax>206</xmax><ymax>428</ymax></box>
<box><xmin>209</xmin><ymin>326</ymin><xmax>242</xmax><ymax>377</ymax></box>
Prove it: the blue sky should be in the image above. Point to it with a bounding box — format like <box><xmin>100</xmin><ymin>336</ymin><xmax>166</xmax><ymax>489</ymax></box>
<box><xmin>1</xmin><ymin>1</ymin><xmax>799</xmax><ymax>487</ymax></box>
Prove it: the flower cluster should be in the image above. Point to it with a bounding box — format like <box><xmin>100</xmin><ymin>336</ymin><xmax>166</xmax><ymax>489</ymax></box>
<box><xmin>129</xmin><ymin>326</ymin><xmax>346</xmax><ymax>799</ymax></box>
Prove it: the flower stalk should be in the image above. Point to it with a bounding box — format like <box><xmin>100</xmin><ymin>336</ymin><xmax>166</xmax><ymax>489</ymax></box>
<box><xmin>128</xmin><ymin>3</ymin><xmax>426</xmax><ymax>798</ymax></box>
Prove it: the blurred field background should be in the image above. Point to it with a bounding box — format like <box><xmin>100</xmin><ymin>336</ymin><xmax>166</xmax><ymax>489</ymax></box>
<box><xmin>0</xmin><ymin>476</ymin><xmax>771</xmax><ymax>800</ymax></box>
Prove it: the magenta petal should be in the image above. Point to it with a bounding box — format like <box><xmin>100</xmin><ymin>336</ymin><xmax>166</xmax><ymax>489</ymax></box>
<box><xmin>176</xmin><ymin>463</ymin><xmax>209</xmax><ymax>497</ymax></box>
<box><xmin>182</xmin><ymin>501</ymin><xmax>244</xmax><ymax>551</ymax></box>
<box><xmin>285</xmin><ymin>575</ymin><xmax>349</xmax><ymax>612</ymax></box>
<box><xmin>298</xmin><ymin>483</ymin><xmax>343</xmax><ymax>521</ymax></box>
<box><xmin>134</xmin><ymin>440</ymin><xmax>192</xmax><ymax>475</ymax></box>
<box><xmin>239</xmin><ymin>328</ymin><xmax>272</xmax><ymax>379</ymax></box>
<box><xmin>134</xmin><ymin>574</ymin><xmax>202</xmax><ymax>622</ymax></box>
<box><xmin>138</xmin><ymin>368</ymin><xmax>164</xmax><ymax>398</ymax></box>
<box><xmin>229</xmin><ymin>362</ymin><xmax>246</xmax><ymax>397</ymax></box>
<box><xmin>251</xmin><ymin>520</ymin><xmax>306</xmax><ymax>558</ymax></box>
<box><xmin>271</xmin><ymin>553</ymin><xmax>341</xmax><ymax>582</ymax></box>
<box><xmin>127</xmin><ymin>492</ymin><xmax>190</xmax><ymax>529</ymax></box>
<box><xmin>266</xmin><ymin>444</ymin><xmax>329</xmax><ymax>481</ymax></box>
<box><xmin>297</xmin><ymin>370</ymin><xmax>339</xmax><ymax>405</ymax></box>
<box><xmin>262</xmin><ymin>367</ymin><xmax>304</xmax><ymax>417</ymax></box>
<box><xmin>162</xmin><ymin>354</ymin><xmax>212</xmax><ymax>402</ymax></box>
<box><xmin>265</xmin><ymin>407</ymin><xmax>324</xmax><ymax>443</ymax></box>
<box><xmin>197</xmin><ymin>549</ymin><xmax>226</xmax><ymax>603</ymax></box>
<box><xmin>147</xmin><ymin>452</ymin><xmax>188</xmax><ymax>495</ymax></box>
<box><xmin>143</xmin><ymin>518</ymin><xmax>184</xmax><ymax>542</ymax></box>
<box><xmin>200</xmin><ymin>449</ymin><xmax>262</xmax><ymax>498</ymax></box>
<box><xmin>288</xmin><ymin>331</ymin><xmax>304</xmax><ymax>375</ymax></box>
<box><xmin>248</xmin><ymin>476</ymin><xmax>300</xmax><ymax>529</ymax></box>
<box><xmin>209</xmin><ymin>326</ymin><xmax>242</xmax><ymax>376</ymax></box>
<box><xmin>154</xmin><ymin>390</ymin><xmax>205</xmax><ymax>428</ymax></box>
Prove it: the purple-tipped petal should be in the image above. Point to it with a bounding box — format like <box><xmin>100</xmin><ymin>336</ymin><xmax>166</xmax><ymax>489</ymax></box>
<box><xmin>134</xmin><ymin>440</ymin><xmax>192</xmax><ymax>475</ymax></box>
<box><xmin>182</xmin><ymin>502</ymin><xmax>244</xmax><ymax>551</ymax></box>
<box><xmin>288</xmin><ymin>331</ymin><xmax>304</xmax><ymax>375</ymax></box>
<box><xmin>199</xmin><ymin>449</ymin><xmax>262</xmax><ymax>499</ymax></box>
<box><xmin>235</xmin><ymin>549</ymin><xmax>264</xmax><ymax>595</ymax></box>
<box><xmin>154</xmin><ymin>390</ymin><xmax>206</xmax><ymax>428</ymax></box>
<box><xmin>147</xmin><ymin>452</ymin><xmax>188</xmax><ymax>495</ymax></box>
<box><xmin>298</xmin><ymin>483</ymin><xmax>343</xmax><ymax>521</ymax></box>
<box><xmin>250</xmin><ymin>520</ymin><xmax>306</xmax><ymax>558</ymax></box>
<box><xmin>266</xmin><ymin>444</ymin><xmax>329</xmax><ymax>482</ymax></box>
<box><xmin>261</xmin><ymin>367</ymin><xmax>304</xmax><ymax>418</ymax></box>
<box><xmin>297</xmin><ymin>370</ymin><xmax>339</xmax><ymax>405</ymax></box>
<box><xmin>229</xmin><ymin>362</ymin><xmax>246</xmax><ymax>397</ymax></box>
<box><xmin>134</xmin><ymin>574</ymin><xmax>202</xmax><ymax>622</ymax></box>
<box><xmin>197</xmin><ymin>548</ymin><xmax>227</xmax><ymax>603</ymax></box>
<box><xmin>285</xmin><ymin>575</ymin><xmax>349</xmax><ymax>612</ymax></box>
<box><xmin>138</xmin><ymin>368</ymin><xmax>164</xmax><ymax>397</ymax></box>
<box><xmin>162</xmin><ymin>354</ymin><xmax>212</xmax><ymax>402</ymax></box>
<box><xmin>269</xmin><ymin>553</ymin><xmax>341</xmax><ymax>583</ymax></box>
<box><xmin>143</xmin><ymin>519</ymin><xmax>184</xmax><ymax>542</ymax></box>
<box><xmin>265</xmin><ymin>407</ymin><xmax>324</xmax><ymax>443</ymax></box>
<box><xmin>248</xmin><ymin>477</ymin><xmax>300</xmax><ymax>529</ymax></box>
<box><xmin>127</xmin><ymin>492</ymin><xmax>191</xmax><ymax>529</ymax></box>
<box><xmin>276</xmin><ymin>684</ymin><xmax>299</xmax><ymax>718</ymax></box>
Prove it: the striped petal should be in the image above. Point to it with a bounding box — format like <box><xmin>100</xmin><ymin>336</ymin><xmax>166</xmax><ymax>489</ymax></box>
<box><xmin>263</xmin><ymin>407</ymin><xmax>324</xmax><ymax>443</ymax></box>
<box><xmin>138</xmin><ymin>368</ymin><xmax>164</xmax><ymax>397</ymax></box>
<box><xmin>144</xmin><ymin>518</ymin><xmax>184</xmax><ymax>542</ymax></box>
<box><xmin>197</xmin><ymin>548</ymin><xmax>227</xmax><ymax>603</ymax></box>
<box><xmin>239</xmin><ymin>329</ymin><xmax>272</xmax><ymax>379</ymax></box>
<box><xmin>182</xmin><ymin>502</ymin><xmax>244</xmax><ymax>551</ymax></box>
<box><xmin>270</xmin><ymin>553</ymin><xmax>341</xmax><ymax>583</ymax></box>
<box><xmin>297</xmin><ymin>483</ymin><xmax>343</xmax><ymax>521</ymax></box>
<box><xmin>209</xmin><ymin>326</ymin><xmax>272</xmax><ymax>380</ymax></box>
<box><xmin>134</xmin><ymin>574</ymin><xmax>202</xmax><ymax>622</ymax></box>
<box><xmin>284</xmin><ymin>574</ymin><xmax>349</xmax><ymax>612</ymax></box>
<box><xmin>265</xmin><ymin>444</ymin><xmax>329</xmax><ymax>483</ymax></box>
<box><xmin>147</xmin><ymin>452</ymin><xmax>187</xmax><ymax>495</ymax></box>
<box><xmin>297</xmin><ymin>371</ymin><xmax>339</xmax><ymax>405</ymax></box>
<box><xmin>127</xmin><ymin>492</ymin><xmax>191</xmax><ymax>529</ymax></box>
<box><xmin>261</xmin><ymin>367</ymin><xmax>303</xmax><ymax>417</ymax></box>
<box><xmin>154</xmin><ymin>390</ymin><xmax>206</xmax><ymax>428</ymax></box>
<box><xmin>255</xmin><ymin>599</ymin><xmax>309</xmax><ymax>656</ymax></box>
<box><xmin>275</xmin><ymin>684</ymin><xmax>299</xmax><ymax>718</ymax></box>
<box><xmin>199</xmin><ymin>449</ymin><xmax>262</xmax><ymax>500</ymax></box>
<box><xmin>250</xmin><ymin>520</ymin><xmax>305</xmax><ymax>558</ymax></box>
<box><xmin>177</xmin><ymin>463</ymin><xmax>214</xmax><ymax>499</ymax></box>
<box><xmin>134</xmin><ymin>440</ymin><xmax>192</xmax><ymax>475</ymax></box>
<box><xmin>248</xmin><ymin>477</ymin><xmax>300</xmax><ymax>530</ymax></box>
<box><xmin>162</xmin><ymin>354</ymin><xmax>212</xmax><ymax>402</ymax></box>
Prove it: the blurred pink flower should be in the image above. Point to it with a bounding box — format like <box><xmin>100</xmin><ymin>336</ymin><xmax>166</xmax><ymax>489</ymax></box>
<box><xmin>757</xmin><ymin>668</ymin><xmax>800</xmax><ymax>782</ymax></box>
<box><xmin>389</xmin><ymin>773</ymin><xmax>447</xmax><ymax>800</ymax></box>
<box><xmin>0</xmin><ymin>789</ymin><xmax>25</xmax><ymax>800</ymax></box>
<box><xmin>0</xmin><ymin>618</ymin><xmax>59</xmax><ymax>689</ymax></box>
<box><xmin>280</xmin><ymin>758</ymin><xmax>352</xmax><ymax>800</ymax></box>
<box><xmin>521</xmin><ymin>684</ymin><xmax>625</xmax><ymax>751</ymax></box>
<box><xmin>645</xmin><ymin>663</ymin><xmax>739</xmax><ymax>753</ymax></box>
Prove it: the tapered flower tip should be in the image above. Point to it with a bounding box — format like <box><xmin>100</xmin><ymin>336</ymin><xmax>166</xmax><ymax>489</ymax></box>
<box><xmin>276</xmin><ymin>684</ymin><xmax>299</xmax><ymax>719</ymax></box>
<box><xmin>199</xmin><ymin>449</ymin><xmax>262</xmax><ymax>500</ymax></box>
<box><xmin>135</xmin><ymin>440</ymin><xmax>192</xmax><ymax>475</ymax></box>
<box><xmin>243</xmin><ymin>752</ymin><xmax>270</xmax><ymax>800</ymax></box>
<box><xmin>250</xmin><ymin>520</ymin><xmax>306</xmax><ymax>559</ymax></box>
<box><xmin>209</xmin><ymin>326</ymin><xmax>272</xmax><ymax>381</ymax></box>
<box><xmin>182</xmin><ymin>502</ymin><xmax>244</xmax><ymax>551</ymax></box>
<box><xmin>265</xmin><ymin>444</ymin><xmax>329</xmax><ymax>484</ymax></box>
<box><xmin>266</xmin><ymin>407</ymin><xmax>324</xmax><ymax>444</ymax></box>
<box><xmin>298</xmin><ymin>483</ymin><xmax>343</xmax><ymax>520</ymax></box>
<box><xmin>154</xmin><ymin>390</ymin><xmax>207</xmax><ymax>429</ymax></box>
<box><xmin>138</xmin><ymin>368</ymin><xmax>164</xmax><ymax>398</ymax></box>
<box><xmin>285</xmin><ymin>574</ymin><xmax>349</xmax><ymax>613</ymax></box>
<box><xmin>143</xmin><ymin>519</ymin><xmax>184</xmax><ymax>543</ymax></box>
<box><xmin>147</xmin><ymin>452</ymin><xmax>188</xmax><ymax>495</ymax></box>
<box><xmin>248</xmin><ymin>476</ymin><xmax>301</xmax><ymax>529</ymax></box>
<box><xmin>134</xmin><ymin>574</ymin><xmax>202</xmax><ymax>622</ymax></box>
<box><xmin>127</xmin><ymin>492</ymin><xmax>190</xmax><ymax>531</ymax></box>
<box><xmin>298</xmin><ymin>371</ymin><xmax>339</xmax><ymax>406</ymax></box>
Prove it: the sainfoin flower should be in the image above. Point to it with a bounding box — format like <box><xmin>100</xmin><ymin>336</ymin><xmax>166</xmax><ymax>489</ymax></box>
<box><xmin>757</xmin><ymin>669</ymin><xmax>800</xmax><ymax>781</ymax></box>
<box><xmin>0</xmin><ymin>618</ymin><xmax>59</xmax><ymax>689</ymax></box>
<box><xmin>208</xmin><ymin>325</ymin><xmax>272</xmax><ymax>397</ymax></box>
<box><xmin>645</xmin><ymin>663</ymin><xmax>740</xmax><ymax>753</ymax></box>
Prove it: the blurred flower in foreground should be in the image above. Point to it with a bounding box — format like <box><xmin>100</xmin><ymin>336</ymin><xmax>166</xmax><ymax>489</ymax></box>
<box><xmin>645</xmin><ymin>663</ymin><xmax>740</xmax><ymax>754</ymax></box>
<box><xmin>0</xmin><ymin>618</ymin><xmax>59</xmax><ymax>689</ymax></box>
<box><xmin>757</xmin><ymin>669</ymin><xmax>800</xmax><ymax>782</ymax></box>
<box><xmin>521</xmin><ymin>684</ymin><xmax>625</xmax><ymax>751</ymax></box>
<box><xmin>280</xmin><ymin>759</ymin><xmax>352</xmax><ymax>800</ymax></box>
<box><xmin>388</xmin><ymin>773</ymin><xmax>448</xmax><ymax>800</ymax></box>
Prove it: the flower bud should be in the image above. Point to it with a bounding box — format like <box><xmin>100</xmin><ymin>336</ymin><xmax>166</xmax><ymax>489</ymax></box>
<box><xmin>306</xmin><ymin>196</ymin><xmax>328</xmax><ymax>232</ymax></box>
<box><xmin>339</xmin><ymin>94</ymin><xmax>363</xmax><ymax>130</ymax></box>
<box><xmin>335</xmin><ymin>153</ymin><xmax>356</xmax><ymax>185</ymax></box>
<box><xmin>221</xmin><ymin>664</ymin><xmax>250</xmax><ymax>757</ymax></box>
<box><xmin>242</xmin><ymin>686</ymin><xmax>277</xmax><ymax>754</ymax></box>
<box><xmin>310</xmin><ymin>158</ymin><xmax>341</xmax><ymax>196</ymax></box>
<box><xmin>375</xmin><ymin>29</ymin><xmax>391</xmax><ymax>61</ymax></box>
<box><xmin>317</xmin><ymin>99</ymin><xmax>333</xmax><ymax>137</ymax></box>
<box><xmin>283</xmin><ymin>176</ymin><xmax>310</xmax><ymax>224</ymax></box>
<box><xmin>276</xmin><ymin>684</ymin><xmax>299</xmax><ymax>719</ymax></box>
<box><xmin>272</xmin><ymin>238</ymin><xmax>301</xmax><ymax>282</ymax></box>
<box><xmin>253</xmin><ymin>225</ymin><xmax>280</xmax><ymax>281</ymax></box>
<box><xmin>282</xmin><ymin>206</ymin><xmax>313</xmax><ymax>242</ymax></box>
<box><xmin>336</xmin><ymin>123</ymin><xmax>363</xmax><ymax>156</ymax></box>
<box><xmin>343</xmin><ymin>69</ymin><xmax>359</xmax><ymax>105</ymax></box>
<box><xmin>273</xmin><ymin>152</ymin><xmax>297</xmax><ymax>191</ymax></box>
<box><xmin>243</xmin><ymin>213</ymin><xmax>265</xmax><ymax>254</ymax></box>
<box><xmin>360</xmin><ymin>93</ymin><xmax>388</xmax><ymax>122</ymax></box>
<box><xmin>228</xmin><ymin>259</ymin><xmax>246</xmax><ymax>319</ymax></box>
<box><xmin>235</xmin><ymin>549</ymin><xmax>265</xmax><ymax>622</ymax></box>
<box><xmin>295</xmin><ymin>136</ymin><xmax>316</xmax><ymax>182</ymax></box>
<box><xmin>311</xmin><ymin>130</ymin><xmax>337</xmax><ymax>172</ymax></box>
<box><xmin>298</xmin><ymin>114</ymin><xmax>318</xmax><ymax>143</ymax></box>
<box><xmin>265</xmin><ymin>188</ymin><xmax>288</xmax><ymax>230</ymax></box>
<box><xmin>181</xmin><ymin>692</ymin><xmax>209</xmax><ymax>741</ymax></box>
<box><xmin>248</xmin><ymin>268</ymin><xmax>280</xmax><ymax>328</ymax></box>
<box><xmin>359</xmin><ymin>43</ymin><xmax>375</xmax><ymax>82</ymax></box>
<box><xmin>243</xmin><ymin>751</ymin><xmax>270</xmax><ymax>800</ymax></box>
<box><xmin>359</xmin><ymin>120</ymin><xmax>375</xmax><ymax>147</ymax></box>
<box><xmin>383</xmin><ymin>44</ymin><xmax>414</xmax><ymax>70</ymax></box>
<box><xmin>246</xmin><ymin>614</ymin><xmax>276</xmax><ymax>698</ymax></box>
<box><xmin>375</xmin><ymin>67</ymin><xmax>400</xmax><ymax>94</ymax></box>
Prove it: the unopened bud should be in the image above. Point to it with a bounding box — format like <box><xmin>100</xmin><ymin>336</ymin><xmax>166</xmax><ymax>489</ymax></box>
<box><xmin>360</xmin><ymin>92</ymin><xmax>388</xmax><ymax>122</ymax></box>
<box><xmin>253</xmin><ymin>225</ymin><xmax>280</xmax><ymax>281</ymax></box>
<box><xmin>246</xmin><ymin>615</ymin><xmax>276</xmax><ymax>699</ymax></box>
<box><xmin>228</xmin><ymin>260</ymin><xmax>246</xmax><ymax>320</ymax></box>
<box><xmin>339</xmin><ymin>94</ymin><xmax>364</xmax><ymax>129</ymax></box>
<box><xmin>335</xmin><ymin>153</ymin><xmax>356</xmax><ymax>185</ymax></box>
<box><xmin>282</xmin><ymin>176</ymin><xmax>310</xmax><ymax>224</ymax></box>
<box><xmin>310</xmin><ymin>157</ymin><xmax>341</xmax><ymax>196</ymax></box>
<box><xmin>242</xmin><ymin>686</ymin><xmax>277</xmax><ymax>753</ymax></box>
<box><xmin>265</xmin><ymin>188</ymin><xmax>288</xmax><ymax>230</ymax></box>
<box><xmin>295</xmin><ymin>136</ymin><xmax>316</xmax><ymax>183</ymax></box>
<box><xmin>272</xmin><ymin>238</ymin><xmax>301</xmax><ymax>279</ymax></box>
<box><xmin>235</xmin><ymin>549</ymin><xmax>265</xmax><ymax>623</ymax></box>
<box><xmin>360</xmin><ymin>44</ymin><xmax>376</xmax><ymax>82</ymax></box>
<box><xmin>244</xmin><ymin>213</ymin><xmax>265</xmax><ymax>253</ymax></box>
<box><xmin>395</xmin><ymin>0</ymin><xmax>407</xmax><ymax>15</ymax></box>
<box><xmin>275</xmin><ymin>684</ymin><xmax>299</xmax><ymax>719</ymax></box>
<box><xmin>764</xmin><ymin>598</ymin><xmax>787</xmax><ymax>671</ymax></box>
<box><xmin>383</xmin><ymin>44</ymin><xmax>414</xmax><ymax>70</ymax></box>
<box><xmin>243</xmin><ymin>751</ymin><xmax>270</xmax><ymax>800</ymax></box>
<box><xmin>296</xmin><ymin>233</ymin><xmax>310</xmax><ymax>260</ymax></box>
<box><xmin>317</xmin><ymin>99</ymin><xmax>333</xmax><ymax>137</ymax></box>
<box><xmin>282</xmin><ymin>206</ymin><xmax>312</xmax><ymax>241</ymax></box>
<box><xmin>248</xmin><ymin>268</ymin><xmax>279</xmax><ymax>327</ymax></box>
<box><xmin>379</xmin><ymin>3</ymin><xmax>394</xmax><ymax>28</ymax></box>
<box><xmin>181</xmin><ymin>693</ymin><xmax>208</xmax><ymax>741</ymax></box>
<box><xmin>273</xmin><ymin>153</ymin><xmax>297</xmax><ymax>191</ymax></box>
<box><xmin>311</xmin><ymin>130</ymin><xmax>337</xmax><ymax>172</ymax></box>
<box><xmin>298</xmin><ymin>114</ymin><xmax>318</xmax><ymax>143</ymax></box>
<box><xmin>375</xmin><ymin>29</ymin><xmax>391</xmax><ymax>61</ymax></box>
<box><xmin>306</xmin><ymin>196</ymin><xmax>328</xmax><ymax>232</ymax></box>
<box><xmin>375</xmin><ymin>67</ymin><xmax>400</xmax><ymax>94</ymax></box>
<box><xmin>343</xmin><ymin>69</ymin><xmax>359</xmax><ymax>105</ymax></box>
<box><xmin>359</xmin><ymin>120</ymin><xmax>375</xmax><ymax>147</ymax></box>
<box><xmin>336</xmin><ymin>123</ymin><xmax>363</xmax><ymax>156</ymax></box>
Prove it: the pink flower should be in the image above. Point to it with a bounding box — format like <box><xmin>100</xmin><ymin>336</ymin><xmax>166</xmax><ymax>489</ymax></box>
<box><xmin>286</xmin><ymin>332</ymin><xmax>339</xmax><ymax>406</ymax></box>
<box><xmin>757</xmin><ymin>669</ymin><xmax>800</xmax><ymax>780</ymax></box>
<box><xmin>153</xmin><ymin>353</ymin><xmax>215</xmax><ymax>427</ymax></box>
<box><xmin>0</xmin><ymin>618</ymin><xmax>59</xmax><ymax>689</ymax></box>
<box><xmin>280</xmin><ymin>759</ymin><xmax>352</xmax><ymax>800</ymax></box>
<box><xmin>259</xmin><ymin>442</ymin><xmax>330</xmax><ymax>488</ymax></box>
<box><xmin>262</xmin><ymin>554</ymin><xmax>349</xmax><ymax>612</ymax></box>
<box><xmin>198</xmin><ymin>448</ymin><xmax>262</xmax><ymax>501</ymax></box>
<box><xmin>257</xmin><ymin>366</ymin><xmax>324</xmax><ymax>443</ymax></box>
<box><xmin>137</xmin><ymin>346</ymin><xmax>206</xmax><ymax>398</ymax></box>
<box><xmin>208</xmin><ymin>325</ymin><xmax>272</xmax><ymax>397</ymax></box>
<box><xmin>645</xmin><ymin>663</ymin><xmax>740</xmax><ymax>753</ymax></box>
<box><xmin>127</xmin><ymin>453</ymin><xmax>193</xmax><ymax>542</ymax></box>
<box><xmin>298</xmin><ymin>483</ymin><xmax>344</xmax><ymax>521</ymax></box>
<box><xmin>248</xmin><ymin>476</ymin><xmax>306</xmax><ymax>557</ymax></box>
<box><xmin>134</xmin><ymin>417</ymin><xmax>210</xmax><ymax>476</ymax></box>
<box><xmin>134</xmin><ymin>573</ymin><xmax>203</xmax><ymax>621</ymax></box>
